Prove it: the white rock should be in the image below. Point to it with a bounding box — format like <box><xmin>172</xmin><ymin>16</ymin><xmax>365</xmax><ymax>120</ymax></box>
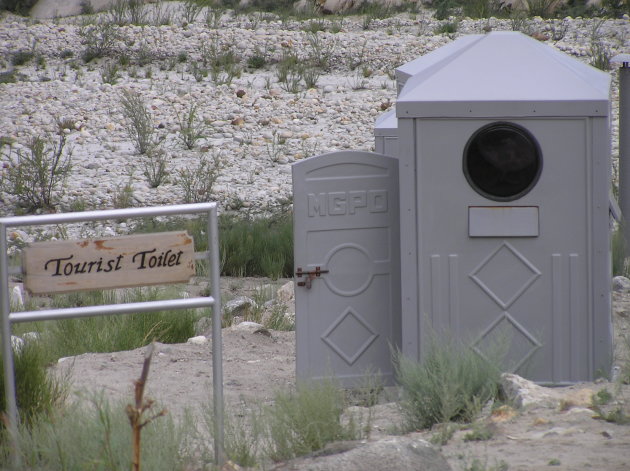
<box><xmin>187</xmin><ymin>335</ymin><xmax>208</xmax><ymax>345</ymax></box>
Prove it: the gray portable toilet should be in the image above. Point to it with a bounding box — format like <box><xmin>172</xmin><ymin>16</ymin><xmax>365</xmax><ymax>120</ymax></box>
<box><xmin>387</xmin><ymin>31</ymin><xmax>612</xmax><ymax>384</ymax></box>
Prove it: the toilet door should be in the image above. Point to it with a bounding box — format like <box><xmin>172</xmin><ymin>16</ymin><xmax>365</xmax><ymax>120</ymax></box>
<box><xmin>292</xmin><ymin>151</ymin><xmax>401</xmax><ymax>386</ymax></box>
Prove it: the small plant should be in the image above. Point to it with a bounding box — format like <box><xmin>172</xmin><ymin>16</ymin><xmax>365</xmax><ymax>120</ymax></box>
<box><xmin>176</xmin><ymin>152</ymin><xmax>222</xmax><ymax>203</ymax></box>
<box><xmin>395</xmin><ymin>334</ymin><xmax>501</xmax><ymax>431</ymax></box>
<box><xmin>151</xmin><ymin>0</ymin><xmax>173</xmax><ymax>25</ymax></box>
<box><xmin>119</xmin><ymin>89</ymin><xmax>160</xmax><ymax>155</ymax></box>
<box><xmin>592</xmin><ymin>388</ymin><xmax>613</xmax><ymax>406</ymax></box>
<box><xmin>264</xmin><ymin>379</ymin><xmax>362</xmax><ymax>461</ymax></box>
<box><xmin>589</xmin><ymin>20</ymin><xmax>612</xmax><ymax>71</ymax></box>
<box><xmin>247</xmin><ymin>49</ymin><xmax>266</xmax><ymax>69</ymax></box>
<box><xmin>205</xmin><ymin>7</ymin><xmax>222</xmax><ymax>28</ymax></box>
<box><xmin>432</xmin><ymin>0</ymin><xmax>457</xmax><ymax>20</ymax></box>
<box><xmin>589</xmin><ymin>40</ymin><xmax>611</xmax><ymax>70</ymax></box>
<box><xmin>175</xmin><ymin>103</ymin><xmax>206</xmax><ymax>150</ymax></box>
<box><xmin>142</xmin><ymin>147</ymin><xmax>168</xmax><ymax>188</ymax></box>
<box><xmin>101</xmin><ymin>60</ymin><xmax>120</xmax><ymax>84</ymax></box>
<box><xmin>0</xmin><ymin>125</ymin><xmax>73</xmax><ymax>212</ymax></box>
<box><xmin>302</xmin><ymin>19</ymin><xmax>327</xmax><ymax>33</ymax></box>
<box><xmin>305</xmin><ymin>32</ymin><xmax>336</xmax><ymax>71</ymax></box>
<box><xmin>201</xmin><ymin>37</ymin><xmax>242</xmax><ymax>85</ymax></box>
<box><xmin>435</xmin><ymin>20</ymin><xmax>459</xmax><ymax>35</ymax></box>
<box><xmin>0</xmin><ymin>70</ymin><xmax>18</xmax><ymax>84</ymax></box>
<box><xmin>264</xmin><ymin>304</ymin><xmax>295</xmax><ymax>331</ymax></box>
<box><xmin>348</xmin><ymin>69</ymin><xmax>368</xmax><ymax>90</ymax></box>
<box><xmin>189</xmin><ymin>61</ymin><xmax>208</xmax><ymax>82</ymax></box>
<box><xmin>462</xmin><ymin>0</ymin><xmax>504</xmax><ymax>18</ymax></box>
<box><xmin>464</xmin><ymin>457</ymin><xmax>509</xmax><ymax>471</ymax></box>
<box><xmin>548</xmin><ymin>458</ymin><xmax>561</xmax><ymax>466</ymax></box>
<box><xmin>265</xmin><ymin>130</ymin><xmax>287</xmax><ymax>163</ymax></box>
<box><xmin>11</xmin><ymin>50</ymin><xmax>35</xmax><ymax>66</ymax></box>
<box><xmin>181</xmin><ymin>0</ymin><xmax>203</xmax><ymax>24</ymax></box>
<box><xmin>0</xmin><ymin>341</ymin><xmax>68</xmax><ymax>426</ymax></box>
<box><xmin>203</xmin><ymin>402</ymin><xmax>264</xmax><ymax>467</ymax></box>
<box><xmin>526</xmin><ymin>0</ymin><xmax>561</xmax><ymax>18</ymax></box>
<box><xmin>463</xmin><ymin>421</ymin><xmax>496</xmax><ymax>442</ymax></box>
<box><xmin>302</xmin><ymin>65</ymin><xmax>321</xmax><ymax>89</ymax></box>
<box><xmin>80</xmin><ymin>0</ymin><xmax>94</xmax><ymax>15</ymax></box>
<box><xmin>79</xmin><ymin>21</ymin><xmax>121</xmax><ymax>62</ymax></box>
<box><xmin>112</xmin><ymin>178</ymin><xmax>135</xmax><ymax>208</ymax></box>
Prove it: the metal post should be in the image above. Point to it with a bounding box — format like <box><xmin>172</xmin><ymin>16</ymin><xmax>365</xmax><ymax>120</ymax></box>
<box><xmin>209</xmin><ymin>206</ymin><xmax>225</xmax><ymax>466</ymax></box>
<box><xmin>613</xmin><ymin>55</ymin><xmax>630</xmax><ymax>248</ymax></box>
<box><xmin>0</xmin><ymin>203</ymin><xmax>221</xmax><ymax>468</ymax></box>
<box><xmin>0</xmin><ymin>223</ymin><xmax>20</xmax><ymax>468</ymax></box>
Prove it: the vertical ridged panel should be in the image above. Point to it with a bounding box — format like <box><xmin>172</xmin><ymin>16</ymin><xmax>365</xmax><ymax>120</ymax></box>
<box><xmin>552</xmin><ymin>254</ymin><xmax>562</xmax><ymax>383</ymax></box>
<box><xmin>449</xmin><ymin>254</ymin><xmax>459</xmax><ymax>335</ymax></box>
<box><xmin>569</xmin><ymin>254</ymin><xmax>580</xmax><ymax>380</ymax></box>
<box><xmin>430</xmin><ymin>255</ymin><xmax>441</xmax><ymax>329</ymax></box>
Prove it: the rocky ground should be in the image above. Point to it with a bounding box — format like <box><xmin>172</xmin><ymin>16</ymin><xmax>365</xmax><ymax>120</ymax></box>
<box><xmin>1</xmin><ymin>4</ymin><xmax>629</xmax><ymax>236</ymax></box>
<box><xmin>50</xmin><ymin>275</ymin><xmax>630</xmax><ymax>471</ymax></box>
<box><xmin>3</xmin><ymin>3</ymin><xmax>630</xmax><ymax>470</ymax></box>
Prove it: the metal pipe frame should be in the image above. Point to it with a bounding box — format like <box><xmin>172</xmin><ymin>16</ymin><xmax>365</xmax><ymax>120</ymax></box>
<box><xmin>0</xmin><ymin>202</ymin><xmax>224</xmax><ymax>468</ymax></box>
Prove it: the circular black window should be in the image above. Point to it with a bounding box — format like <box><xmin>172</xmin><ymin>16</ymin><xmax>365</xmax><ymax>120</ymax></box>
<box><xmin>463</xmin><ymin>122</ymin><xmax>542</xmax><ymax>201</ymax></box>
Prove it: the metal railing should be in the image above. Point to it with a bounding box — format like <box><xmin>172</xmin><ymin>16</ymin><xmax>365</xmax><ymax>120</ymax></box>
<box><xmin>0</xmin><ymin>203</ymin><xmax>224</xmax><ymax>467</ymax></box>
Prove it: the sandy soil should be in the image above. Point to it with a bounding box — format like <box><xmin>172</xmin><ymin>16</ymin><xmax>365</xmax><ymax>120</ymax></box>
<box><xmin>50</xmin><ymin>277</ymin><xmax>630</xmax><ymax>471</ymax></box>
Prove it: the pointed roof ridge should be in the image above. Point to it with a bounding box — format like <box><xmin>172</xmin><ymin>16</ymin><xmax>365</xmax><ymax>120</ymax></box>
<box><xmin>396</xmin><ymin>31</ymin><xmax>610</xmax><ymax>118</ymax></box>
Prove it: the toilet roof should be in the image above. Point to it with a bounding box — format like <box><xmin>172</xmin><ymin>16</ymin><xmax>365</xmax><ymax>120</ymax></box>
<box><xmin>396</xmin><ymin>31</ymin><xmax>610</xmax><ymax>118</ymax></box>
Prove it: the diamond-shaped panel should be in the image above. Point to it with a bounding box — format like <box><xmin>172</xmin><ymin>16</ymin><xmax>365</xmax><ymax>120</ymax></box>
<box><xmin>321</xmin><ymin>308</ymin><xmax>378</xmax><ymax>366</ymax></box>
<box><xmin>473</xmin><ymin>313</ymin><xmax>541</xmax><ymax>373</ymax></box>
<box><xmin>470</xmin><ymin>242</ymin><xmax>541</xmax><ymax>309</ymax></box>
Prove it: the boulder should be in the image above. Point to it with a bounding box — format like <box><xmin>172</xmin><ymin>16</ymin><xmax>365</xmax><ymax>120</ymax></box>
<box><xmin>270</xmin><ymin>435</ymin><xmax>452</xmax><ymax>471</ymax></box>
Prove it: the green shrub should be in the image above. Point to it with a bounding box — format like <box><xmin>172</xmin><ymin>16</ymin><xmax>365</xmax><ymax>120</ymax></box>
<box><xmin>247</xmin><ymin>52</ymin><xmax>266</xmax><ymax>69</ymax></box>
<box><xmin>131</xmin><ymin>211</ymin><xmax>293</xmax><ymax>278</ymax></box>
<box><xmin>601</xmin><ymin>0</ymin><xmax>630</xmax><ymax>17</ymax></box>
<box><xmin>176</xmin><ymin>152</ymin><xmax>222</xmax><ymax>204</ymax></box>
<box><xmin>119</xmin><ymin>89</ymin><xmax>160</xmax><ymax>155</ymax></box>
<box><xmin>431</xmin><ymin>0</ymin><xmax>458</xmax><ymax>20</ymax></box>
<box><xmin>175</xmin><ymin>103</ymin><xmax>206</xmax><ymax>150</ymax></box>
<box><xmin>265</xmin><ymin>379</ymin><xmax>362</xmax><ymax>461</ymax></box>
<box><xmin>10</xmin><ymin>50</ymin><xmax>34</xmax><ymax>66</ymax></box>
<box><xmin>0</xmin><ymin>70</ymin><xmax>18</xmax><ymax>84</ymax></box>
<box><xmin>1</xmin><ymin>0</ymin><xmax>38</xmax><ymax>15</ymax></box>
<box><xmin>461</xmin><ymin>0</ymin><xmax>505</xmax><ymax>18</ymax></box>
<box><xmin>0</xmin><ymin>129</ymin><xmax>73</xmax><ymax>212</ymax></box>
<box><xmin>41</xmin><ymin>288</ymin><xmax>200</xmax><ymax>358</ymax></box>
<box><xmin>435</xmin><ymin>20</ymin><xmax>459</xmax><ymax>35</ymax></box>
<box><xmin>219</xmin><ymin>212</ymin><xmax>293</xmax><ymax>278</ymax></box>
<box><xmin>79</xmin><ymin>21</ymin><xmax>121</xmax><ymax>62</ymax></box>
<box><xmin>612</xmin><ymin>226</ymin><xmax>628</xmax><ymax>277</ymax></box>
<box><xmin>395</xmin><ymin>335</ymin><xmax>501</xmax><ymax>431</ymax></box>
<box><xmin>0</xmin><ymin>342</ymin><xmax>67</xmax><ymax>426</ymax></box>
<box><xmin>5</xmin><ymin>394</ymin><xmax>188</xmax><ymax>470</ymax></box>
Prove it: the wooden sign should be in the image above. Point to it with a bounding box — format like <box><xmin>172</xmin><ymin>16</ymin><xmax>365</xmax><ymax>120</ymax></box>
<box><xmin>23</xmin><ymin>231</ymin><xmax>196</xmax><ymax>294</ymax></box>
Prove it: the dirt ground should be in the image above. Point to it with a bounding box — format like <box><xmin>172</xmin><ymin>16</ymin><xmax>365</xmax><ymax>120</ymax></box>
<box><xmin>51</xmin><ymin>277</ymin><xmax>630</xmax><ymax>471</ymax></box>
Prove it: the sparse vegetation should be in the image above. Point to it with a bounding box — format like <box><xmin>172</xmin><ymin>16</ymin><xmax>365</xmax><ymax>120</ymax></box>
<box><xmin>176</xmin><ymin>152</ymin><xmax>222</xmax><ymax>203</ymax></box>
<box><xmin>175</xmin><ymin>103</ymin><xmax>206</xmax><ymax>150</ymax></box>
<box><xmin>219</xmin><ymin>211</ymin><xmax>293</xmax><ymax>278</ymax></box>
<box><xmin>395</xmin><ymin>335</ymin><xmax>501</xmax><ymax>431</ymax></box>
<box><xmin>119</xmin><ymin>89</ymin><xmax>160</xmax><ymax>155</ymax></box>
<box><xmin>0</xmin><ymin>122</ymin><xmax>73</xmax><ymax>212</ymax></box>
<box><xmin>0</xmin><ymin>341</ymin><xmax>67</xmax><ymax>426</ymax></box>
<box><xmin>264</xmin><ymin>379</ymin><xmax>363</xmax><ymax>462</ymax></box>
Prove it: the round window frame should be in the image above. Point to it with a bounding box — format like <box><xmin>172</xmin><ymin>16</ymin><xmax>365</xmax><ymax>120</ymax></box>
<box><xmin>462</xmin><ymin>122</ymin><xmax>543</xmax><ymax>202</ymax></box>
